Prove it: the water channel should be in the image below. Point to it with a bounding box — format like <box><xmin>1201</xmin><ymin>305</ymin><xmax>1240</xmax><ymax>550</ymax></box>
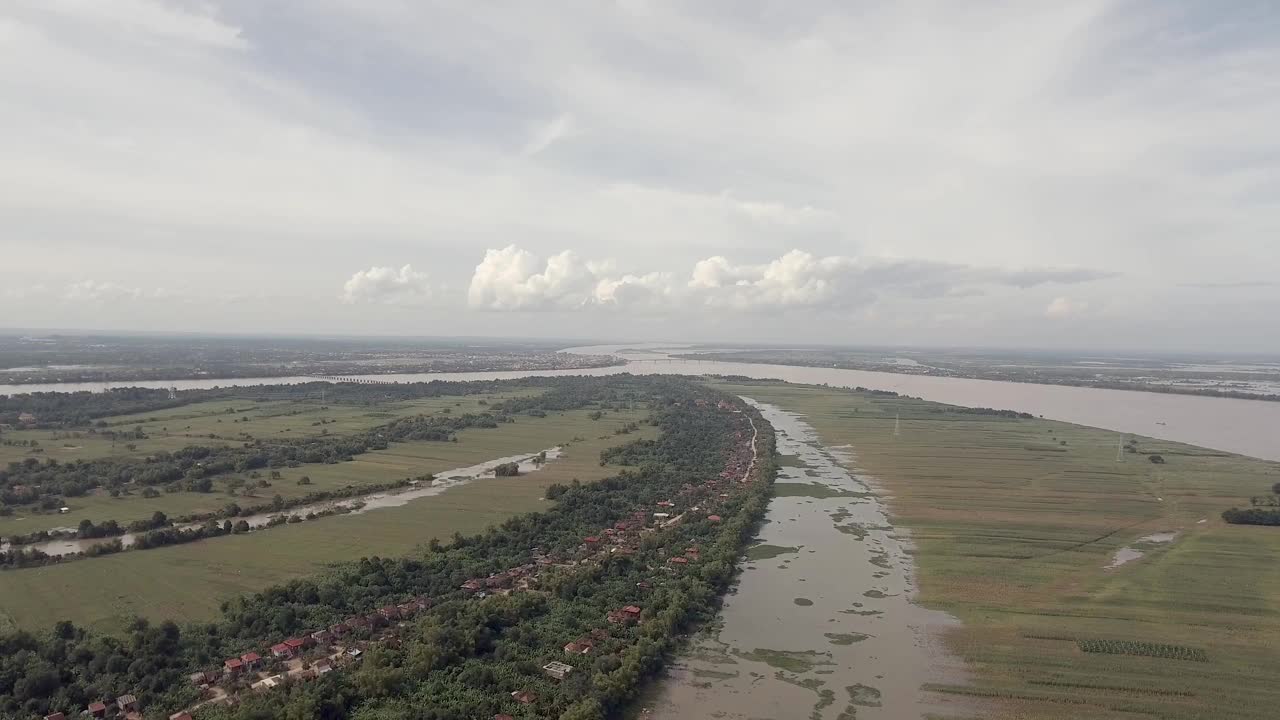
<box><xmin>1</xmin><ymin>448</ymin><xmax>561</xmax><ymax>558</ymax></box>
<box><xmin>3</xmin><ymin>345</ymin><xmax>1277</xmax><ymax>461</ymax></box>
<box><xmin>635</xmin><ymin>399</ymin><xmax>969</xmax><ymax>720</ymax></box>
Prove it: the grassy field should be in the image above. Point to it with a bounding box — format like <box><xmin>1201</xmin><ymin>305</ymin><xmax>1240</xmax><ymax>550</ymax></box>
<box><xmin>0</xmin><ymin>390</ymin><xmax>547</xmax><ymax>536</ymax></box>
<box><xmin>0</xmin><ymin>390</ymin><xmax>543</xmax><ymax>465</ymax></box>
<box><xmin>712</xmin><ymin>380</ymin><xmax>1280</xmax><ymax>720</ymax></box>
<box><xmin>0</xmin><ymin>409</ymin><xmax>654</xmax><ymax>635</ymax></box>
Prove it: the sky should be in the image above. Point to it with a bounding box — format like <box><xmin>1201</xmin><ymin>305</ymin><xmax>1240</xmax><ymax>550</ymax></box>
<box><xmin>2</xmin><ymin>0</ymin><xmax>1278</xmax><ymax>352</ymax></box>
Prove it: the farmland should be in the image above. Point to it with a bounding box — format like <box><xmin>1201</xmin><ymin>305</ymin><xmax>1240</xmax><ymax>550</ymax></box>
<box><xmin>712</xmin><ymin>380</ymin><xmax>1280</xmax><ymax>720</ymax></box>
<box><xmin>0</xmin><ymin>389</ymin><xmax>544</xmax><ymax>536</ymax></box>
<box><xmin>0</xmin><ymin>406</ymin><xmax>654</xmax><ymax>634</ymax></box>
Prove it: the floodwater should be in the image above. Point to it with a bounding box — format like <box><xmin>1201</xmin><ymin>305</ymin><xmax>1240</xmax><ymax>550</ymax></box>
<box><xmin>1105</xmin><ymin>531</ymin><xmax>1180</xmax><ymax>570</ymax></box>
<box><xmin>2</xmin><ymin>448</ymin><xmax>561</xmax><ymax>558</ymax></box>
<box><xmin>635</xmin><ymin>400</ymin><xmax>969</xmax><ymax>720</ymax></box>
<box><xmin>3</xmin><ymin>345</ymin><xmax>1279</xmax><ymax>461</ymax></box>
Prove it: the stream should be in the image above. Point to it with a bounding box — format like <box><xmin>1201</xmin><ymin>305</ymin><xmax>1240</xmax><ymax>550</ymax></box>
<box><xmin>635</xmin><ymin>400</ymin><xmax>969</xmax><ymax>720</ymax></box>
<box><xmin>2</xmin><ymin>448</ymin><xmax>561</xmax><ymax>558</ymax></box>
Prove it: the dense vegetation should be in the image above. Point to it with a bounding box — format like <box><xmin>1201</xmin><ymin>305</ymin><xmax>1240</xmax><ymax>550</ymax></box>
<box><xmin>1222</xmin><ymin>482</ymin><xmax>1280</xmax><ymax>525</ymax></box>
<box><xmin>0</xmin><ymin>376</ymin><xmax>775</xmax><ymax>720</ymax></box>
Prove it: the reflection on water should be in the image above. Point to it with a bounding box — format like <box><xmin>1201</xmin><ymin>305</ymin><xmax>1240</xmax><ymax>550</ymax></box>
<box><xmin>3</xmin><ymin>448</ymin><xmax>561</xmax><ymax>558</ymax></box>
<box><xmin>1105</xmin><ymin>530</ymin><xmax>1180</xmax><ymax>570</ymax></box>
<box><xmin>635</xmin><ymin>400</ymin><xmax>969</xmax><ymax>720</ymax></box>
<box><xmin>3</xmin><ymin>346</ymin><xmax>1277</xmax><ymax>461</ymax></box>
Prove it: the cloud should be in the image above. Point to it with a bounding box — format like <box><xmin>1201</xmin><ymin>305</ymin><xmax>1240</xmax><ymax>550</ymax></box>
<box><xmin>522</xmin><ymin>113</ymin><xmax>576</xmax><ymax>156</ymax></box>
<box><xmin>62</xmin><ymin>280</ymin><xmax>150</xmax><ymax>302</ymax></box>
<box><xmin>466</xmin><ymin>246</ymin><xmax>1110</xmax><ymax>313</ymax></box>
<box><xmin>1046</xmin><ymin>296</ymin><xmax>1088</xmax><ymax>318</ymax></box>
<box><xmin>341</xmin><ymin>265</ymin><xmax>432</xmax><ymax>305</ymax></box>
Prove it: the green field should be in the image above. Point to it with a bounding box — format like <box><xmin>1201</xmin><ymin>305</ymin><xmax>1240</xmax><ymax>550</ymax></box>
<box><xmin>713</xmin><ymin>381</ymin><xmax>1280</xmax><ymax>720</ymax></box>
<box><xmin>0</xmin><ymin>408</ymin><xmax>654</xmax><ymax>635</ymax></box>
<box><xmin>0</xmin><ymin>390</ymin><xmax>548</xmax><ymax>536</ymax></box>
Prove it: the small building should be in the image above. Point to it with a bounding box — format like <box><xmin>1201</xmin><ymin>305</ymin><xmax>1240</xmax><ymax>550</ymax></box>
<box><xmin>117</xmin><ymin>693</ymin><xmax>139</xmax><ymax>710</ymax></box>
<box><xmin>270</xmin><ymin>643</ymin><xmax>291</xmax><ymax>659</ymax></box>
<box><xmin>636</xmin><ymin>580</ymin><xmax>652</xmax><ymax>590</ymax></box>
<box><xmin>224</xmin><ymin>657</ymin><xmax>245</xmax><ymax>674</ymax></box>
<box><xmin>563</xmin><ymin>640</ymin><xmax>593</xmax><ymax>655</ymax></box>
<box><xmin>656</xmin><ymin>501</ymin><xmax>675</xmax><ymax>508</ymax></box>
<box><xmin>346</xmin><ymin>648</ymin><xmax>363</xmax><ymax>659</ymax></box>
<box><xmin>88</xmin><ymin>701</ymin><xmax>108</xmax><ymax>718</ymax></box>
<box><xmin>397</xmin><ymin>602</ymin><xmax>419</xmax><ymax>618</ymax></box>
<box><xmin>622</xmin><ymin>605</ymin><xmax>642</xmax><ymax>620</ymax></box>
<box><xmin>461</xmin><ymin>579</ymin><xmax>484</xmax><ymax>592</ymax></box>
<box><xmin>583</xmin><ymin>536</ymin><xmax>600</xmax><ymax>545</ymax></box>
<box><xmin>543</xmin><ymin>661</ymin><xmax>574</xmax><ymax>680</ymax></box>
<box><xmin>189</xmin><ymin>670</ymin><xmax>216</xmax><ymax>686</ymax></box>
<box><xmin>311</xmin><ymin>630</ymin><xmax>333</xmax><ymax>646</ymax></box>
<box><xmin>313</xmin><ymin>659</ymin><xmax>333</xmax><ymax>675</ymax></box>
<box><xmin>668</xmin><ymin>556</ymin><xmax>689</xmax><ymax>565</ymax></box>
<box><xmin>707</xmin><ymin>515</ymin><xmax>722</xmax><ymax>523</ymax></box>
<box><xmin>58</xmin><ymin>507</ymin><xmax>70</xmax><ymax>514</ymax></box>
<box><xmin>284</xmin><ymin>638</ymin><xmax>307</xmax><ymax>654</ymax></box>
<box><xmin>379</xmin><ymin>605</ymin><xmax>401</xmax><ymax>621</ymax></box>
<box><xmin>240</xmin><ymin>651</ymin><xmax>262</xmax><ymax>669</ymax></box>
<box><xmin>44</xmin><ymin>713</ymin><xmax>65</xmax><ymax>720</ymax></box>
<box><xmin>653</xmin><ymin>512</ymin><xmax>671</xmax><ymax>520</ymax></box>
<box><xmin>511</xmin><ymin>689</ymin><xmax>536</xmax><ymax>705</ymax></box>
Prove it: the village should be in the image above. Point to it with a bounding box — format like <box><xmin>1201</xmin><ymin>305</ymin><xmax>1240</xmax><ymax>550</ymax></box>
<box><xmin>50</xmin><ymin>400</ymin><xmax>760</xmax><ymax>720</ymax></box>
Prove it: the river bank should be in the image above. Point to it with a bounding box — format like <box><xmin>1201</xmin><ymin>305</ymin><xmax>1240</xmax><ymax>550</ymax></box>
<box><xmin>4</xmin><ymin>346</ymin><xmax>1278</xmax><ymax>461</ymax></box>
<box><xmin>635</xmin><ymin>400</ymin><xmax>971</xmax><ymax>720</ymax></box>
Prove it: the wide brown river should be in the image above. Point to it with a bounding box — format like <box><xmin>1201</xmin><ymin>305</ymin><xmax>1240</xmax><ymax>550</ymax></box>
<box><xmin>3</xmin><ymin>344</ymin><xmax>1277</xmax><ymax>460</ymax></box>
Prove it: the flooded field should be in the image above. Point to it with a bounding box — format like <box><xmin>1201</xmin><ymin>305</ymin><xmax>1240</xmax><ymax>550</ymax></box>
<box><xmin>2</xmin><ymin>448</ymin><xmax>561</xmax><ymax>558</ymax></box>
<box><xmin>1105</xmin><ymin>530</ymin><xmax>1180</xmax><ymax>570</ymax></box>
<box><xmin>635</xmin><ymin>400</ymin><xmax>969</xmax><ymax>720</ymax></box>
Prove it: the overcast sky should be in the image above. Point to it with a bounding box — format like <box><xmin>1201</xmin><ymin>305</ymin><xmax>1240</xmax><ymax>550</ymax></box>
<box><xmin>2</xmin><ymin>1</ymin><xmax>1278</xmax><ymax>351</ymax></box>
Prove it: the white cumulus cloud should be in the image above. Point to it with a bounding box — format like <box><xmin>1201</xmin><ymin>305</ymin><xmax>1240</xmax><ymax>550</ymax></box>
<box><xmin>1046</xmin><ymin>296</ymin><xmax>1088</xmax><ymax>318</ymax></box>
<box><xmin>341</xmin><ymin>265</ymin><xmax>432</xmax><ymax>305</ymax></box>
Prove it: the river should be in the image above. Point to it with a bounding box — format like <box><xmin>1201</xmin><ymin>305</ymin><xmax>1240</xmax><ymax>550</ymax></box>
<box><xmin>634</xmin><ymin>400</ymin><xmax>970</xmax><ymax>720</ymax></box>
<box><xmin>2</xmin><ymin>344</ymin><xmax>1277</xmax><ymax>461</ymax></box>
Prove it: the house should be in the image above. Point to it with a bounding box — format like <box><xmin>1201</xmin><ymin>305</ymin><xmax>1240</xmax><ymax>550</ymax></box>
<box><xmin>461</xmin><ymin>579</ymin><xmax>484</xmax><ymax>592</ymax></box>
<box><xmin>685</xmin><ymin>547</ymin><xmax>701</xmax><ymax>558</ymax></box>
<box><xmin>190</xmin><ymin>670</ymin><xmax>216</xmax><ymax>686</ymax></box>
<box><xmin>583</xmin><ymin>536</ymin><xmax>600</xmax><ymax>545</ymax></box>
<box><xmin>311</xmin><ymin>630</ymin><xmax>333</xmax><ymax>646</ymax></box>
<box><xmin>284</xmin><ymin>637</ymin><xmax>308</xmax><ymax>654</ymax></box>
<box><xmin>622</xmin><ymin>605</ymin><xmax>642</xmax><ymax>620</ymax></box>
<box><xmin>224</xmin><ymin>657</ymin><xmax>245</xmax><ymax>674</ymax></box>
<box><xmin>240</xmin><ymin>651</ymin><xmax>262</xmax><ymax>669</ymax></box>
<box><xmin>656</xmin><ymin>501</ymin><xmax>675</xmax><ymax>508</ymax></box>
<box><xmin>329</xmin><ymin>622</ymin><xmax>350</xmax><ymax>636</ymax></box>
<box><xmin>270</xmin><ymin>643</ymin><xmax>291</xmax><ymax>659</ymax></box>
<box><xmin>44</xmin><ymin>713</ymin><xmax>65</xmax><ymax>720</ymax></box>
<box><xmin>17</xmin><ymin>412</ymin><xmax>36</xmax><ymax>425</ymax></box>
<box><xmin>707</xmin><ymin>515</ymin><xmax>722</xmax><ymax>523</ymax></box>
<box><xmin>379</xmin><ymin>605</ymin><xmax>401</xmax><ymax>621</ymax></box>
<box><xmin>653</xmin><ymin>512</ymin><xmax>671</xmax><ymax>520</ymax></box>
<box><xmin>563</xmin><ymin>640</ymin><xmax>593</xmax><ymax>655</ymax></box>
<box><xmin>668</xmin><ymin>556</ymin><xmax>689</xmax><ymax>565</ymax></box>
<box><xmin>170</xmin><ymin>713</ymin><xmax>194</xmax><ymax>720</ymax></box>
<box><xmin>87</xmin><ymin>701</ymin><xmax>108</xmax><ymax>718</ymax></box>
<box><xmin>397</xmin><ymin>602</ymin><xmax>419</xmax><ymax>618</ymax></box>
<box><xmin>543</xmin><ymin>661</ymin><xmax>574</xmax><ymax>680</ymax></box>
<box><xmin>313</xmin><ymin>659</ymin><xmax>333</xmax><ymax>675</ymax></box>
<box><xmin>114</xmin><ymin>692</ymin><xmax>139</xmax><ymax>709</ymax></box>
<box><xmin>511</xmin><ymin>689</ymin><xmax>536</xmax><ymax>705</ymax></box>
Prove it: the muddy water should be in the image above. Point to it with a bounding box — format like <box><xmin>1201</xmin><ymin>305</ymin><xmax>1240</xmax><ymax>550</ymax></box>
<box><xmin>3</xmin><ymin>448</ymin><xmax>561</xmax><ymax>558</ymax></box>
<box><xmin>1105</xmin><ymin>530</ymin><xmax>1180</xmax><ymax>570</ymax></box>
<box><xmin>6</xmin><ymin>347</ymin><xmax>1279</xmax><ymax>462</ymax></box>
<box><xmin>636</xmin><ymin>400</ymin><xmax>968</xmax><ymax>720</ymax></box>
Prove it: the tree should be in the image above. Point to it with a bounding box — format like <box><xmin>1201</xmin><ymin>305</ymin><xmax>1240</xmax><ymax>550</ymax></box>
<box><xmin>494</xmin><ymin>462</ymin><xmax>520</xmax><ymax>477</ymax></box>
<box><xmin>298</xmin><ymin>476</ymin><xmax>312</xmax><ymax>486</ymax></box>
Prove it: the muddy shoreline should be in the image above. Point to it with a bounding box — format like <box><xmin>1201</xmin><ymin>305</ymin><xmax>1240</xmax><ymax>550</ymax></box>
<box><xmin>630</xmin><ymin>399</ymin><xmax>971</xmax><ymax>720</ymax></box>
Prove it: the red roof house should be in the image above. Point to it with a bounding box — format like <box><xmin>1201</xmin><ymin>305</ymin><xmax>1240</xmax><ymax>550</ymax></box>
<box><xmin>224</xmin><ymin>657</ymin><xmax>244</xmax><ymax>673</ymax></box>
<box><xmin>511</xmin><ymin>690</ymin><xmax>536</xmax><ymax>704</ymax></box>
<box><xmin>707</xmin><ymin>515</ymin><xmax>722</xmax><ymax>522</ymax></box>
<box><xmin>88</xmin><ymin>702</ymin><xmax>108</xmax><ymax>718</ymax></box>
<box><xmin>240</xmin><ymin>652</ymin><xmax>262</xmax><ymax>668</ymax></box>
<box><xmin>668</xmin><ymin>556</ymin><xmax>689</xmax><ymax>565</ymax></box>
<box><xmin>270</xmin><ymin>643</ymin><xmax>291</xmax><ymax>658</ymax></box>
